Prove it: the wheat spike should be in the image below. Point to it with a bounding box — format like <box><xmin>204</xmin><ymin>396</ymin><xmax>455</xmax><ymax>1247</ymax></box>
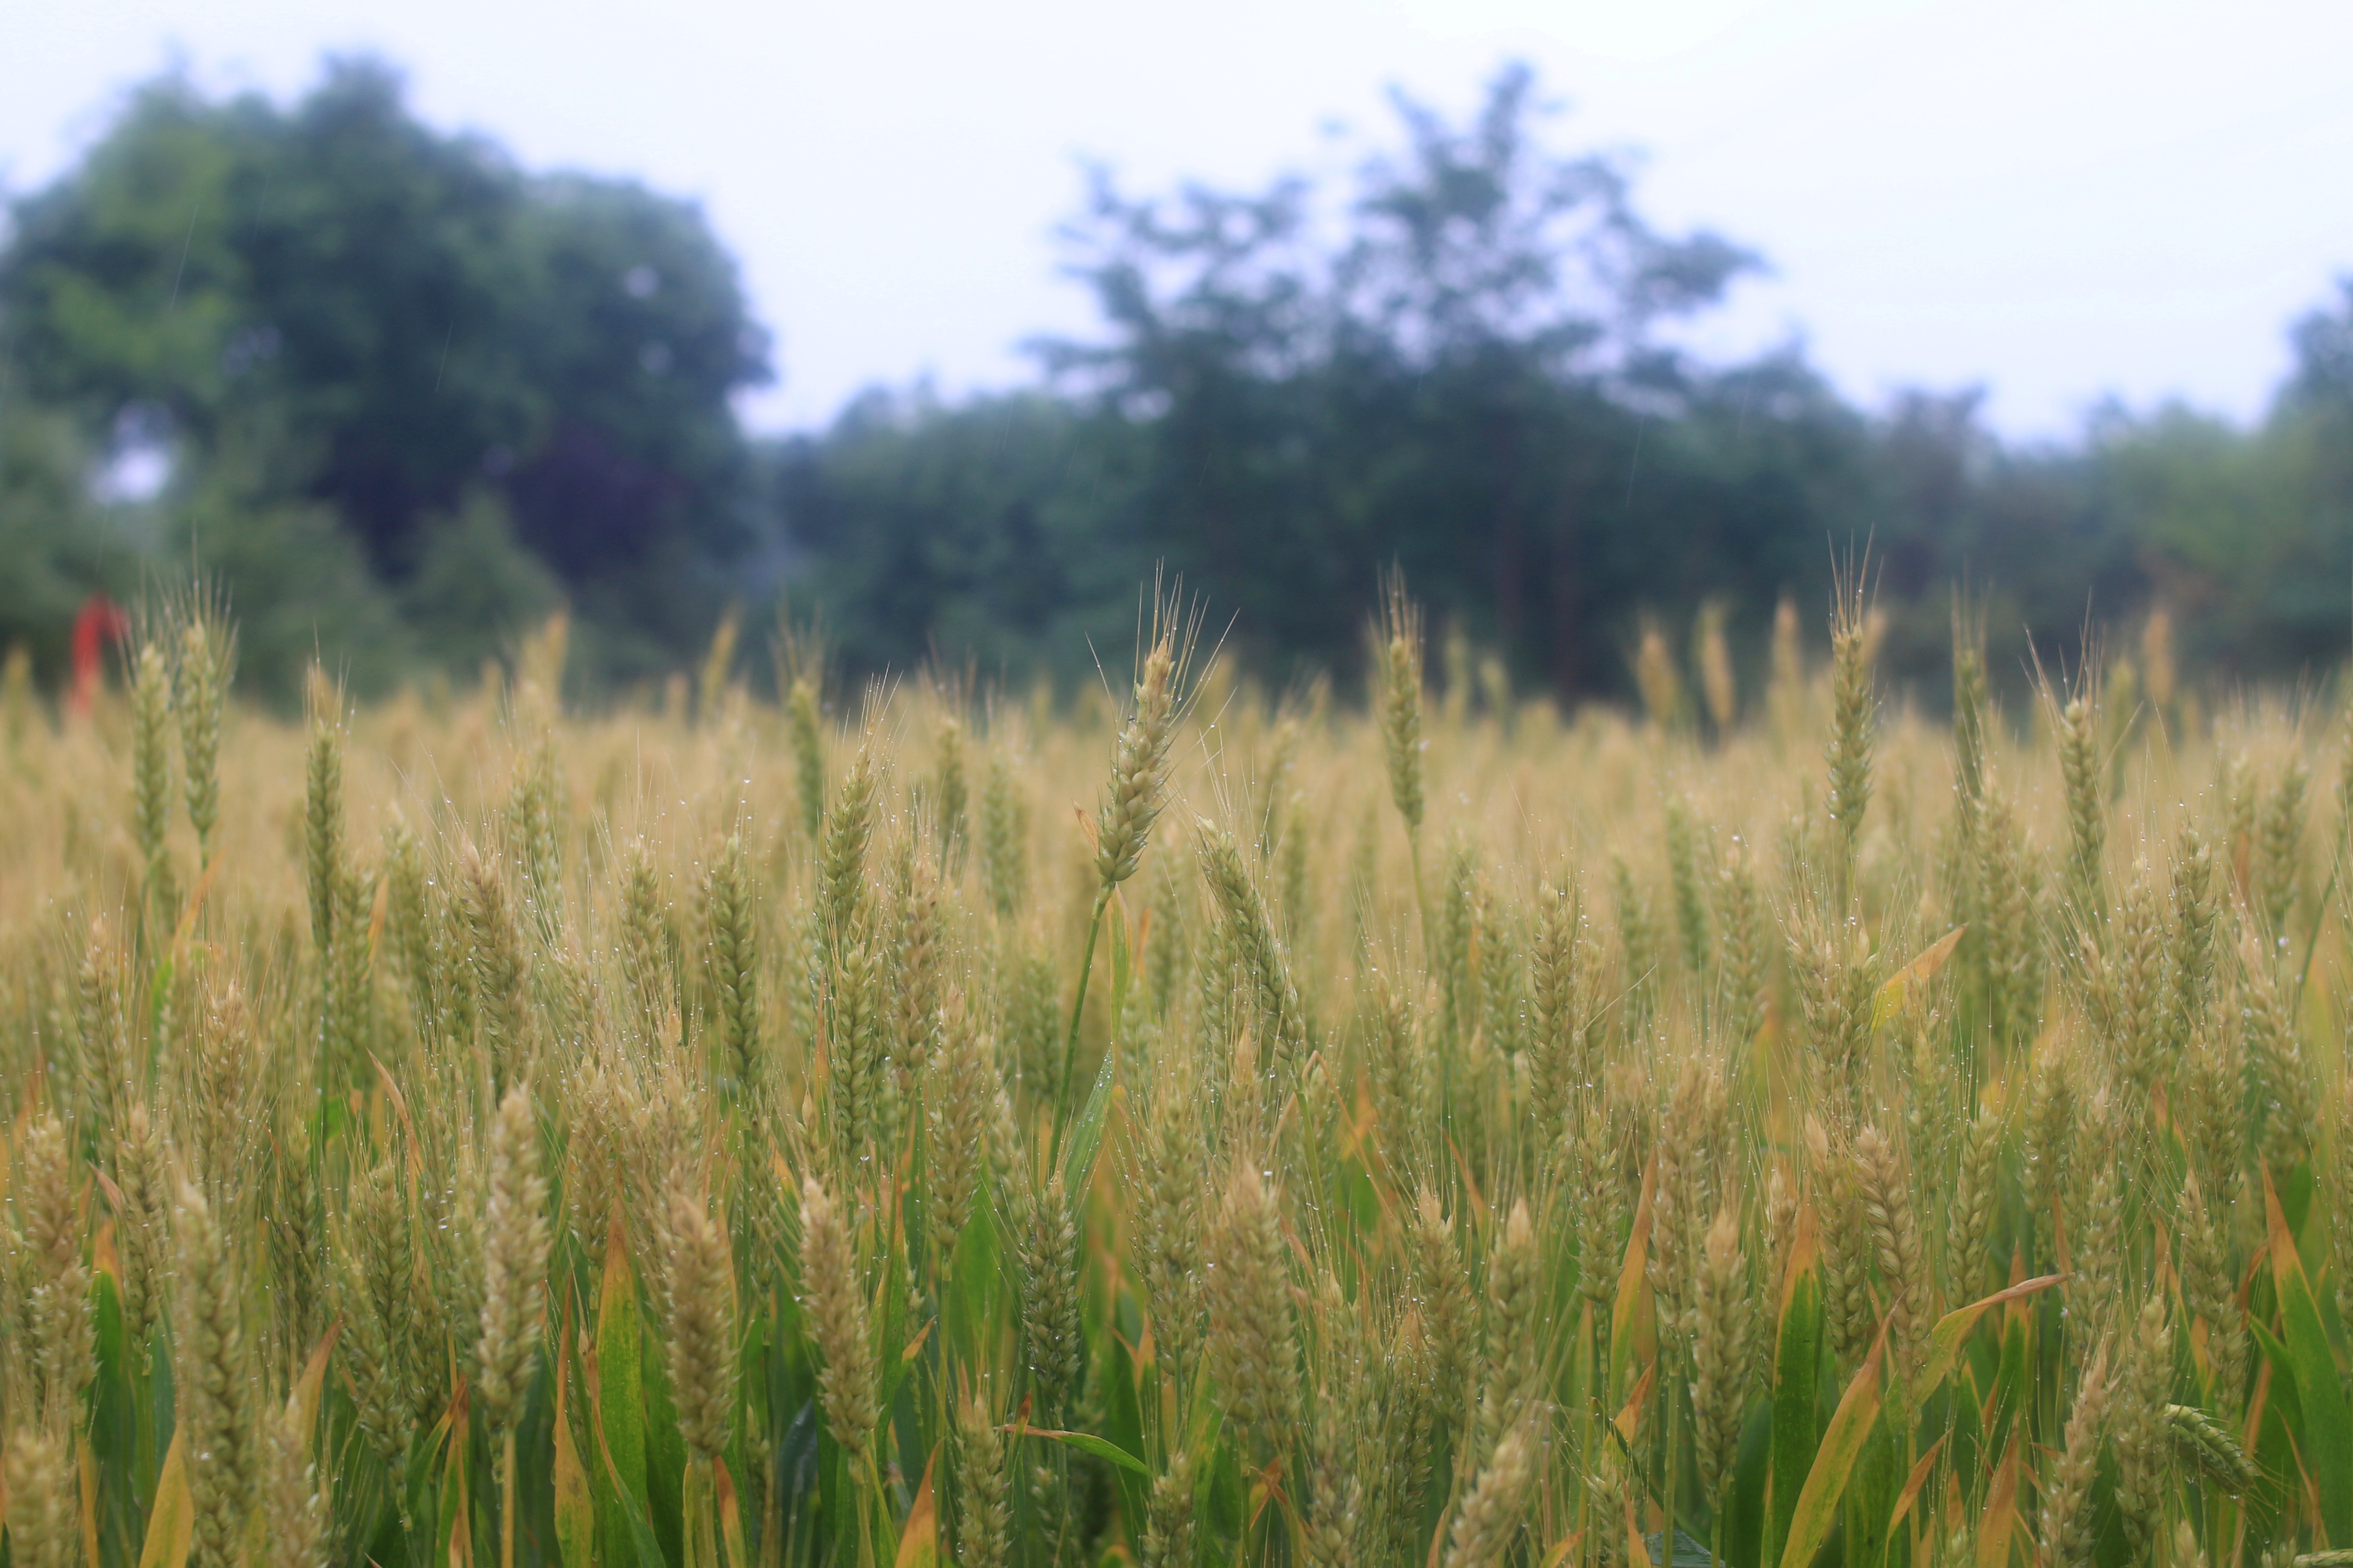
<box><xmin>800</xmin><ymin>1174</ymin><xmax>879</xmax><ymax>1458</ymax></box>
<box><xmin>3</xmin><ymin>1424</ymin><xmax>78</xmax><ymax>1568</ymax></box>
<box><xmin>665</xmin><ymin>1183</ymin><xmax>737</xmax><ymax>1463</ymax></box>
<box><xmin>475</xmin><ymin>1086</ymin><xmax>551</xmax><ymax>1434</ymax></box>
<box><xmin>176</xmin><ymin>1180</ymin><xmax>257</xmax><ymax>1568</ymax></box>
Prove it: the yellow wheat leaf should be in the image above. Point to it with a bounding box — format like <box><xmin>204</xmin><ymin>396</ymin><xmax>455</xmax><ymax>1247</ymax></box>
<box><xmin>1871</xmin><ymin>925</ymin><xmax>1966</xmax><ymax>1031</ymax></box>
<box><xmin>136</xmin><ymin>1428</ymin><xmax>193</xmax><ymax>1568</ymax></box>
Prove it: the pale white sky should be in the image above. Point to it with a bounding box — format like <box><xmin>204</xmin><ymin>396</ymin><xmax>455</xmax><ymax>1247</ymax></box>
<box><xmin>9</xmin><ymin>0</ymin><xmax>2353</xmax><ymax>439</ymax></box>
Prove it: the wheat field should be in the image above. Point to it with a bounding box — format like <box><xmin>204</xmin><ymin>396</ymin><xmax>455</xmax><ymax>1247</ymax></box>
<box><xmin>0</xmin><ymin>579</ymin><xmax>2340</xmax><ymax>1568</ymax></box>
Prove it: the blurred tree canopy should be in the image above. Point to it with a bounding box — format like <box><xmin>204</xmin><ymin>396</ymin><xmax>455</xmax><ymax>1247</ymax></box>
<box><xmin>780</xmin><ymin>66</ymin><xmax>1878</xmax><ymax>695</ymax></box>
<box><xmin>777</xmin><ymin>69</ymin><xmax>2353</xmax><ymax>706</ymax></box>
<box><xmin>1</xmin><ymin>58</ymin><xmax>2348</xmax><ymax>709</ymax></box>
<box><xmin>0</xmin><ymin>57</ymin><xmax>769</xmax><ymax>697</ymax></box>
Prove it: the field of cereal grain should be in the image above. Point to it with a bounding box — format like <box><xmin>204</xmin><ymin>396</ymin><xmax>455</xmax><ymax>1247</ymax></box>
<box><xmin>0</xmin><ymin>581</ymin><xmax>2336</xmax><ymax>1567</ymax></box>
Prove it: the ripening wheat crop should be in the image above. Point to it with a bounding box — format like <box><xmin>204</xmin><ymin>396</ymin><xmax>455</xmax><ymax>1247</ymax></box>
<box><xmin>0</xmin><ymin>581</ymin><xmax>2346</xmax><ymax>1568</ymax></box>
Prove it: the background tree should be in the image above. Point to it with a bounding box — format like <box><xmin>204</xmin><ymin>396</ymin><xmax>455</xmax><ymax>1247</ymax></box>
<box><xmin>781</xmin><ymin>65</ymin><xmax>2353</xmax><ymax>706</ymax></box>
<box><xmin>3</xmin><ymin>55</ymin><xmax>2349</xmax><ymax>710</ymax></box>
<box><xmin>803</xmin><ymin>64</ymin><xmax>1858</xmax><ymax>697</ymax></box>
<box><xmin>0</xmin><ymin>58</ymin><xmax>770</xmax><ymax>695</ymax></box>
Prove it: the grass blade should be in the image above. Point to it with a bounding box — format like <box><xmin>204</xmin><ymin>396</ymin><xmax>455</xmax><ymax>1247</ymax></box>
<box><xmin>1914</xmin><ymin>1274</ymin><xmax>2063</xmax><ymax>1396</ymax></box>
<box><xmin>893</xmin><ymin>1445</ymin><xmax>941</xmax><ymax>1568</ymax></box>
<box><xmin>598</xmin><ymin>1213</ymin><xmax>654</xmax><ymax>1555</ymax></box>
<box><xmin>2267</xmin><ymin>1166</ymin><xmax>2352</xmax><ymax>1543</ymax></box>
<box><xmin>134</xmin><ymin>1427</ymin><xmax>191</xmax><ymax>1568</ymax></box>
<box><xmin>555</xmin><ymin>1321</ymin><xmax>596</xmax><ymax>1568</ymax></box>
<box><xmin>1059</xmin><ymin>1044</ymin><xmax>1119</xmax><ymax>1197</ymax></box>
<box><xmin>1975</xmin><ymin>1439</ymin><xmax>2020</xmax><ymax>1568</ymax></box>
<box><xmin>1768</xmin><ymin>1202</ymin><xmax>1821</xmax><ymax>1568</ymax></box>
<box><xmin>1870</xmin><ymin>925</ymin><xmax>1965</xmax><ymax>1029</ymax></box>
<box><xmin>1014</xmin><ymin>1427</ymin><xmax>1151</xmax><ymax>1475</ymax></box>
<box><xmin>1611</xmin><ymin>1154</ymin><xmax>1660</xmax><ymax>1405</ymax></box>
<box><xmin>1778</xmin><ymin>1317</ymin><xmax>1888</xmax><ymax>1568</ymax></box>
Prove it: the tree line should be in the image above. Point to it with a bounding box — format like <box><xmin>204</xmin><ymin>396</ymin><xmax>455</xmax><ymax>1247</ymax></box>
<box><xmin>3</xmin><ymin>58</ymin><xmax>2349</xmax><ymax>707</ymax></box>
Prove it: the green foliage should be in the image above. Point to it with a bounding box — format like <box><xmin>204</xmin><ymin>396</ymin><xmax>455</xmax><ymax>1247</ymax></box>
<box><xmin>772</xmin><ymin>66</ymin><xmax>2353</xmax><ymax>701</ymax></box>
<box><xmin>777</xmin><ymin>64</ymin><xmax>2353</xmax><ymax>704</ymax></box>
<box><xmin>398</xmin><ymin>491</ymin><xmax>566</xmax><ymax>684</ymax></box>
<box><xmin>774</xmin><ymin>389</ymin><xmax>1156</xmax><ymax>684</ymax></box>
<box><xmin>5</xmin><ymin>56</ymin><xmax>2353</xmax><ymax>709</ymax></box>
<box><xmin>0</xmin><ymin>57</ymin><xmax>769</xmax><ymax>696</ymax></box>
<box><xmin>1016</xmin><ymin>63</ymin><xmax>1790</xmax><ymax>691</ymax></box>
<box><xmin>170</xmin><ymin>435</ymin><xmax>413</xmax><ymax>702</ymax></box>
<box><xmin>0</xmin><ymin>372</ymin><xmax>147</xmax><ymax>683</ymax></box>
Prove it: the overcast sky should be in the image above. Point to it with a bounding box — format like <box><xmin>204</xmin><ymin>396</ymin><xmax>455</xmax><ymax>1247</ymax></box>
<box><xmin>10</xmin><ymin>0</ymin><xmax>2353</xmax><ymax>439</ymax></box>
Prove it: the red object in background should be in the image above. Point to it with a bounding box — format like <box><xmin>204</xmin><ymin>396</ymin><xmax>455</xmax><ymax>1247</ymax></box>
<box><xmin>69</xmin><ymin>593</ymin><xmax>129</xmax><ymax>717</ymax></box>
